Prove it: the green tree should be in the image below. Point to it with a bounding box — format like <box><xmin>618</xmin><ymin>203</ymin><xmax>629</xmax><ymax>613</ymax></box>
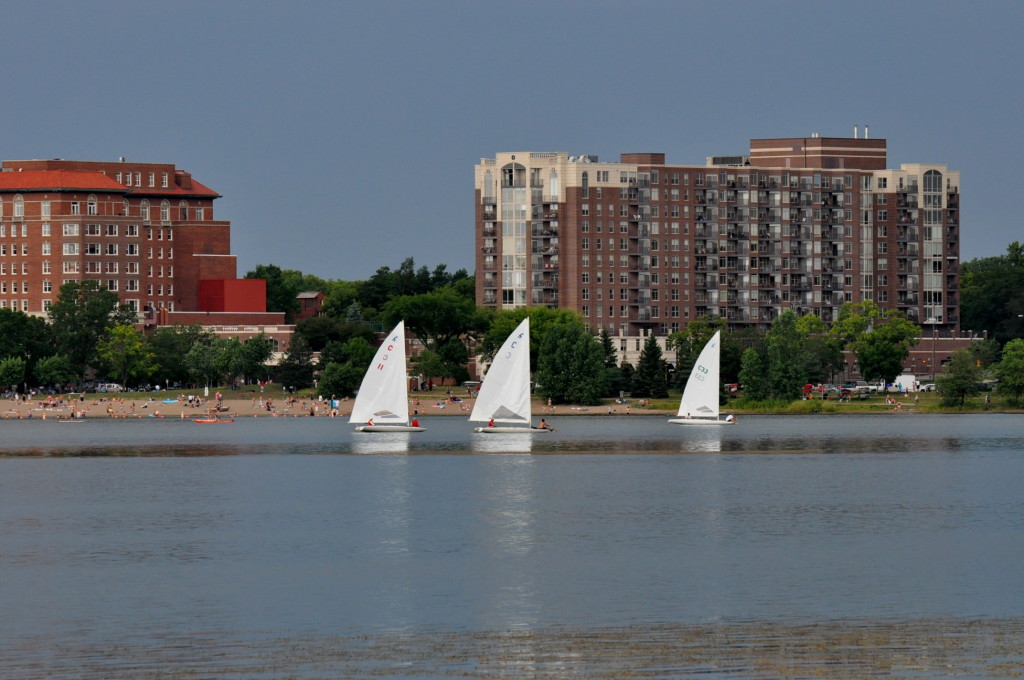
<box><xmin>274</xmin><ymin>333</ymin><xmax>316</xmax><ymax>390</ymax></box>
<box><xmin>245</xmin><ymin>264</ymin><xmax>302</xmax><ymax>321</ymax></box>
<box><xmin>795</xmin><ymin>315</ymin><xmax>845</xmax><ymax>384</ymax></box>
<box><xmin>995</xmin><ymin>338</ymin><xmax>1024</xmax><ymax>406</ymax></box>
<box><xmin>738</xmin><ymin>348</ymin><xmax>768</xmax><ymax>401</ymax></box>
<box><xmin>233</xmin><ymin>334</ymin><xmax>274</xmax><ymax>385</ymax></box>
<box><xmin>961</xmin><ymin>242</ymin><xmax>1024</xmax><ymax>346</ymax></box>
<box><xmin>536</xmin><ymin>323</ymin><xmax>607</xmax><ymax>405</ymax></box>
<box><xmin>765</xmin><ymin>311</ymin><xmax>804</xmax><ymax>400</ymax></box>
<box><xmin>97</xmin><ymin>325</ymin><xmax>158</xmax><ymax>387</ymax></box>
<box><xmin>599</xmin><ymin>329</ymin><xmax>617</xmax><ymax>368</ymax></box>
<box><xmin>0</xmin><ymin>309</ymin><xmax>53</xmax><ymax>378</ymax></box>
<box><xmin>0</xmin><ymin>357</ymin><xmax>26</xmax><ymax>392</ymax></box>
<box><xmin>478</xmin><ymin>307</ymin><xmax>583</xmax><ymax>370</ymax></box>
<box><xmin>317</xmin><ymin>280</ymin><xmax>360</xmax><ymax>318</ymax></box>
<box><xmin>147</xmin><ymin>325</ymin><xmax>213</xmax><ymax>388</ymax></box>
<box><xmin>48</xmin><ymin>280</ymin><xmax>135</xmax><ymax>379</ymax></box>
<box><xmin>33</xmin><ymin>355</ymin><xmax>76</xmax><ymax>390</ymax></box>
<box><xmin>853</xmin><ymin>313</ymin><xmax>920</xmax><ymax>386</ymax></box>
<box><xmin>323</xmin><ymin>336</ymin><xmax>376</xmax><ymax>371</ymax></box>
<box><xmin>344</xmin><ymin>301</ymin><xmax>364</xmax><ymax>323</ymax></box>
<box><xmin>316</xmin><ymin>361</ymin><xmax>363</xmax><ymax>399</ymax></box>
<box><xmin>598</xmin><ymin>330</ymin><xmax>626</xmax><ymax>398</ymax></box>
<box><xmin>618</xmin><ymin>360</ymin><xmax>635</xmax><ymax>396</ymax></box>
<box><xmin>631</xmin><ymin>334</ymin><xmax>669</xmax><ymax>398</ymax></box>
<box><xmin>937</xmin><ymin>348</ymin><xmax>983</xmax><ymax>408</ymax></box>
<box><xmin>383</xmin><ymin>286</ymin><xmax>482</xmax><ymax>353</ymax></box>
<box><xmin>185</xmin><ymin>336</ymin><xmax>230</xmax><ymax>387</ymax></box>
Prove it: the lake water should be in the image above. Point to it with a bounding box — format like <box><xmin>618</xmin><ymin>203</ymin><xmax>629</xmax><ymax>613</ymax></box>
<box><xmin>2</xmin><ymin>414</ymin><xmax>1023</xmax><ymax>678</ymax></box>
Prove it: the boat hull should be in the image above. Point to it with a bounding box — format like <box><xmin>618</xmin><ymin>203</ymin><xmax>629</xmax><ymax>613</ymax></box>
<box><xmin>668</xmin><ymin>417</ymin><xmax>735</xmax><ymax>426</ymax></box>
<box><xmin>473</xmin><ymin>426</ymin><xmax>553</xmax><ymax>433</ymax></box>
<box><xmin>194</xmin><ymin>419</ymin><xmax>235</xmax><ymax>423</ymax></box>
<box><xmin>354</xmin><ymin>425</ymin><xmax>425</xmax><ymax>432</ymax></box>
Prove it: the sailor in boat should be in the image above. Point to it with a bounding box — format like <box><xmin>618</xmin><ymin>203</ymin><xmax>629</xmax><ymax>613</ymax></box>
<box><xmin>537</xmin><ymin>419</ymin><xmax>548</xmax><ymax>430</ymax></box>
<box><xmin>411</xmin><ymin>417</ymin><xmax>420</xmax><ymax>427</ymax></box>
<box><xmin>488</xmin><ymin>418</ymin><xmax>495</xmax><ymax>428</ymax></box>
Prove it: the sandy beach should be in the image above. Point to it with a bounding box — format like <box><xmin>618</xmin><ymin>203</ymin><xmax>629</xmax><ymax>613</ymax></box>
<box><xmin>1</xmin><ymin>393</ymin><xmax>672</xmax><ymax>420</ymax></box>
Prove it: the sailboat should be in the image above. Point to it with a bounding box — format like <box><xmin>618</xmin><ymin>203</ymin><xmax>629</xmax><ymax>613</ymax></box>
<box><xmin>469</xmin><ymin>317</ymin><xmax>551</xmax><ymax>434</ymax></box>
<box><xmin>668</xmin><ymin>331</ymin><xmax>736</xmax><ymax>426</ymax></box>
<box><xmin>350</xmin><ymin>321</ymin><xmax>425</xmax><ymax>432</ymax></box>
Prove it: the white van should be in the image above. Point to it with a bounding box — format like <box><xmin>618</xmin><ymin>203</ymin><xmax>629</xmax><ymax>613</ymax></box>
<box><xmin>98</xmin><ymin>383</ymin><xmax>124</xmax><ymax>393</ymax></box>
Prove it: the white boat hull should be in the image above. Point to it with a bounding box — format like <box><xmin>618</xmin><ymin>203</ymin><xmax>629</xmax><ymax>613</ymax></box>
<box><xmin>473</xmin><ymin>426</ymin><xmax>553</xmax><ymax>434</ymax></box>
<box><xmin>355</xmin><ymin>425</ymin><xmax>425</xmax><ymax>432</ymax></box>
<box><xmin>668</xmin><ymin>417</ymin><xmax>736</xmax><ymax>426</ymax></box>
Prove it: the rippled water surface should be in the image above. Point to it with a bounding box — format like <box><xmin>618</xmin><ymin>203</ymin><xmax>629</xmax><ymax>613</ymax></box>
<box><xmin>2</xmin><ymin>415</ymin><xmax>1022</xmax><ymax>678</ymax></box>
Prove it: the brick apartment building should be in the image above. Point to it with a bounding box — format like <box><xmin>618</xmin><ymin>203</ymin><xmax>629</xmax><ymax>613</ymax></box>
<box><xmin>0</xmin><ymin>158</ymin><xmax>292</xmax><ymax>352</ymax></box>
<box><xmin>474</xmin><ymin>133</ymin><xmax>961</xmax><ymax>367</ymax></box>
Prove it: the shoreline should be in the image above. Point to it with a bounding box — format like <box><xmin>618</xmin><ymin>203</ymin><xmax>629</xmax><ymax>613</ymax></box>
<box><xmin>0</xmin><ymin>394</ymin><xmax>673</xmax><ymax>420</ymax></box>
<box><xmin>1</xmin><ymin>392</ymin><xmax>1015</xmax><ymax>420</ymax></box>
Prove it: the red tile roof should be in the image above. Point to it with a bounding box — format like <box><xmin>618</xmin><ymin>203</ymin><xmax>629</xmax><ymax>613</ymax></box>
<box><xmin>0</xmin><ymin>170</ymin><xmax>125</xmax><ymax>192</ymax></box>
<box><xmin>0</xmin><ymin>169</ymin><xmax>220</xmax><ymax>198</ymax></box>
<box><xmin>142</xmin><ymin>178</ymin><xmax>220</xmax><ymax>198</ymax></box>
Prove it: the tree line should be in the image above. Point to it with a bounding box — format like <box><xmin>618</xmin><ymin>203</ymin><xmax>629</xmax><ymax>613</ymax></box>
<box><xmin>3</xmin><ymin>247</ymin><xmax>1024</xmax><ymax>410</ymax></box>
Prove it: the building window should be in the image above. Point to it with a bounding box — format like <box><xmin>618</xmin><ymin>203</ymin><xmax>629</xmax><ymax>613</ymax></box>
<box><xmin>14</xmin><ymin>195</ymin><xmax>24</xmax><ymax>217</ymax></box>
<box><xmin>141</xmin><ymin>201</ymin><xmax>150</xmax><ymax>221</ymax></box>
<box><xmin>160</xmin><ymin>201</ymin><xmax>170</xmax><ymax>221</ymax></box>
<box><xmin>62</xmin><ymin>243</ymin><xmax>79</xmax><ymax>256</ymax></box>
<box><xmin>161</xmin><ymin>173</ymin><xmax>169</xmax><ymax>188</ymax></box>
<box><xmin>106</xmin><ymin>224</ymin><xmax>118</xmax><ymax>236</ymax></box>
<box><xmin>63</xmin><ymin>224</ymin><xmax>79</xmax><ymax>236</ymax></box>
<box><xmin>71</xmin><ymin>202</ymin><xmax>81</xmax><ymax>215</ymax></box>
<box><xmin>87</xmin><ymin>197</ymin><xmax>98</xmax><ymax>215</ymax></box>
<box><xmin>106</xmin><ymin>244</ymin><xmax>118</xmax><ymax>256</ymax></box>
<box><xmin>126</xmin><ymin>224</ymin><xmax>138</xmax><ymax>237</ymax></box>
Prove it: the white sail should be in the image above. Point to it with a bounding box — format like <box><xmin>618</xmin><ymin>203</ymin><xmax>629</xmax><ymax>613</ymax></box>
<box><xmin>349</xmin><ymin>321</ymin><xmax>409</xmax><ymax>425</ymax></box>
<box><xmin>676</xmin><ymin>330</ymin><xmax>721</xmax><ymax>420</ymax></box>
<box><xmin>470</xmin><ymin>317</ymin><xmax>532</xmax><ymax>425</ymax></box>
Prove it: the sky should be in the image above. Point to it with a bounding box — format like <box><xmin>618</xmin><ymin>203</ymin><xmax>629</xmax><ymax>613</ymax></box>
<box><xmin>4</xmin><ymin>1</ymin><xmax>1022</xmax><ymax>281</ymax></box>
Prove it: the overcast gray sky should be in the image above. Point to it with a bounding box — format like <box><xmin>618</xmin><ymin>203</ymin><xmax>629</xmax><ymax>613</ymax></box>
<box><xmin>4</xmin><ymin>1</ymin><xmax>1020</xmax><ymax>280</ymax></box>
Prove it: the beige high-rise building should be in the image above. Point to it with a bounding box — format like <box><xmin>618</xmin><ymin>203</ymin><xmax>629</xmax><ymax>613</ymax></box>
<box><xmin>474</xmin><ymin>135</ymin><xmax>960</xmax><ymax>344</ymax></box>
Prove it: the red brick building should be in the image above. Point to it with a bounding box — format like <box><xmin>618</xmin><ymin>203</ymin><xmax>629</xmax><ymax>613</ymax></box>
<box><xmin>0</xmin><ymin>158</ymin><xmax>239</xmax><ymax>316</ymax></box>
<box><xmin>475</xmin><ymin>134</ymin><xmax>961</xmax><ymax>341</ymax></box>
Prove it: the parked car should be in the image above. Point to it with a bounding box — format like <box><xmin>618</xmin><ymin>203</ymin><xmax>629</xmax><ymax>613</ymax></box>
<box><xmin>920</xmin><ymin>383</ymin><xmax>937</xmax><ymax>392</ymax></box>
<box><xmin>97</xmin><ymin>383</ymin><xmax>124</xmax><ymax>393</ymax></box>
